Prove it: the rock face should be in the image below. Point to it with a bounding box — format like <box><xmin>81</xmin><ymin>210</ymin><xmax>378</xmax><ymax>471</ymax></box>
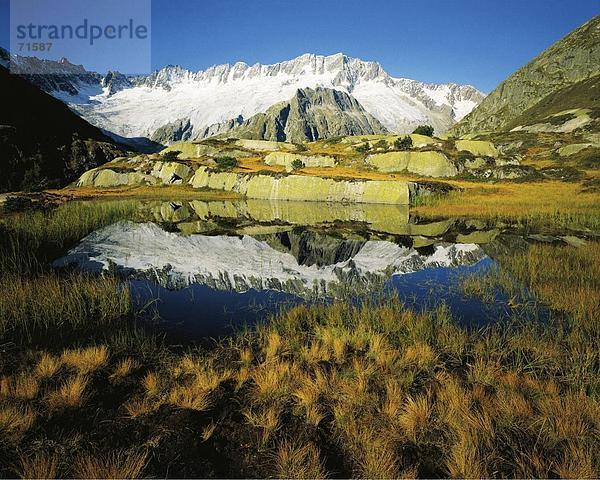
<box><xmin>455</xmin><ymin>140</ymin><xmax>499</xmax><ymax>157</ymax></box>
<box><xmin>206</xmin><ymin>87</ymin><xmax>388</xmax><ymax>143</ymax></box>
<box><xmin>366</xmin><ymin>151</ymin><xmax>459</xmax><ymax>177</ymax></box>
<box><xmin>189</xmin><ymin>167</ymin><xmax>412</xmax><ymax>204</ymax></box>
<box><xmin>557</xmin><ymin>143</ymin><xmax>594</xmax><ymax>157</ymax></box>
<box><xmin>77</xmin><ymin>168</ymin><xmax>157</xmax><ymax>188</ymax></box>
<box><xmin>150</xmin><ymin>118</ymin><xmax>194</xmax><ymax>145</ymax></box>
<box><xmin>101</xmin><ymin>71</ymin><xmax>133</xmax><ymax>96</ymax></box>
<box><xmin>264</xmin><ymin>152</ymin><xmax>336</xmax><ymax>171</ymax></box>
<box><xmin>450</xmin><ymin>16</ymin><xmax>600</xmax><ymax>135</ymax></box>
<box><xmin>0</xmin><ymin>65</ymin><xmax>123</xmax><ymax>192</ymax></box>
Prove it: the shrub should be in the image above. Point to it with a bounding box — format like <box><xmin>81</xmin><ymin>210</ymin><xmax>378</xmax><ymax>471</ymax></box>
<box><xmin>393</xmin><ymin>136</ymin><xmax>413</xmax><ymax>151</ymax></box>
<box><xmin>161</xmin><ymin>150</ymin><xmax>181</xmax><ymax>161</ymax></box>
<box><xmin>214</xmin><ymin>156</ymin><xmax>238</xmax><ymax>170</ymax></box>
<box><xmin>291</xmin><ymin>159</ymin><xmax>305</xmax><ymax>171</ymax></box>
<box><xmin>355</xmin><ymin>143</ymin><xmax>370</xmax><ymax>153</ymax></box>
<box><xmin>413</xmin><ymin>125</ymin><xmax>434</xmax><ymax>136</ymax></box>
<box><xmin>293</xmin><ymin>143</ymin><xmax>308</xmax><ymax>152</ymax></box>
<box><xmin>373</xmin><ymin>139</ymin><xmax>389</xmax><ymax>150</ymax></box>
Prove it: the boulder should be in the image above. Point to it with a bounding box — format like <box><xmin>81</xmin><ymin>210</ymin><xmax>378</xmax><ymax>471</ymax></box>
<box><xmin>455</xmin><ymin>140</ymin><xmax>499</xmax><ymax>157</ymax></box>
<box><xmin>151</xmin><ymin>162</ymin><xmax>193</xmax><ymax>184</ymax></box>
<box><xmin>76</xmin><ymin>168</ymin><xmax>156</xmax><ymax>188</ymax></box>
<box><xmin>367</xmin><ymin>151</ymin><xmax>458</xmax><ymax>177</ymax></box>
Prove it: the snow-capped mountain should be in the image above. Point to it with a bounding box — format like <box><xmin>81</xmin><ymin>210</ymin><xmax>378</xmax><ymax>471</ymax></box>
<box><xmin>2</xmin><ymin>48</ymin><xmax>485</xmax><ymax>143</ymax></box>
<box><xmin>54</xmin><ymin>221</ymin><xmax>486</xmax><ymax>298</ymax></box>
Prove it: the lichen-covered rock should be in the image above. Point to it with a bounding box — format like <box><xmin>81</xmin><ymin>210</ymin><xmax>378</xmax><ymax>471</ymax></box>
<box><xmin>367</xmin><ymin>151</ymin><xmax>458</xmax><ymax>177</ymax></box>
<box><xmin>161</xmin><ymin>142</ymin><xmax>221</xmax><ymax>158</ymax></box>
<box><xmin>76</xmin><ymin>168</ymin><xmax>157</xmax><ymax>187</ymax></box>
<box><xmin>455</xmin><ymin>140</ymin><xmax>499</xmax><ymax>157</ymax></box>
<box><xmin>464</xmin><ymin>157</ymin><xmax>489</xmax><ymax>170</ymax></box>
<box><xmin>557</xmin><ymin>143</ymin><xmax>593</xmax><ymax>157</ymax></box>
<box><xmin>151</xmin><ymin>162</ymin><xmax>192</xmax><ymax>184</ymax></box>
<box><xmin>264</xmin><ymin>152</ymin><xmax>336</xmax><ymax>171</ymax></box>
<box><xmin>471</xmin><ymin>165</ymin><xmax>537</xmax><ymax>180</ymax></box>
<box><xmin>189</xmin><ymin>167</ymin><xmax>412</xmax><ymax>204</ymax></box>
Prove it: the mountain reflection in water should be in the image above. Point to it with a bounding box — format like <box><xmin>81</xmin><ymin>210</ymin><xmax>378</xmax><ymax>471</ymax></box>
<box><xmin>54</xmin><ymin>199</ymin><xmax>540</xmax><ymax>340</ymax></box>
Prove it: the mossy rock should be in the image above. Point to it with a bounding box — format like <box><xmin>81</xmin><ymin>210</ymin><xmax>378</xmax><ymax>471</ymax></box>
<box><xmin>455</xmin><ymin>140</ymin><xmax>499</xmax><ymax>157</ymax></box>
<box><xmin>557</xmin><ymin>143</ymin><xmax>593</xmax><ymax>157</ymax></box>
<box><xmin>264</xmin><ymin>152</ymin><xmax>335</xmax><ymax>171</ymax></box>
<box><xmin>367</xmin><ymin>151</ymin><xmax>458</xmax><ymax>177</ymax></box>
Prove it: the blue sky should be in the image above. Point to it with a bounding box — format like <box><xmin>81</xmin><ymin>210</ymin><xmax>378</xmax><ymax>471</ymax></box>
<box><xmin>0</xmin><ymin>0</ymin><xmax>597</xmax><ymax>91</ymax></box>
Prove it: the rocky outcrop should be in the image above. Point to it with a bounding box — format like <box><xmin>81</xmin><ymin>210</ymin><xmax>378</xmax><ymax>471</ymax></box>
<box><xmin>150</xmin><ymin>162</ymin><xmax>193</xmax><ymax>184</ymax></box>
<box><xmin>450</xmin><ymin>16</ymin><xmax>600</xmax><ymax>136</ymax></box>
<box><xmin>264</xmin><ymin>152</ymin><xmax>336</xmax><ymax>171</ymax></box>
<box><xmin>101</xmin><ymin>71</ymin><xmax>132</xmax><ymax>96</ymax></box>
<box><xmin>366</xmin><ymin>151</ymin><xmax>459</xmax><ymax>177</ymax></box>
<box><xmin>77</xmin><ymin>168</ymin><xmax>157</xmax><ymax>188</ymax></box>
<box><xmin>557</xmin><ymin>143</ymin><xmax>594</xmax><ymax>157</ymax></box>
<box><xmin>189</xmin><ymin>167</ymin><xmax>412</xmax><ymax>204</ymax></box>
<box><xmin>455</xmin><ymin>140</ymin><xmax>499</xmax><ymax>157</ymax></box>
<box><xmin>151</xmin><ymin>118</ymin><xmax>194</xmax><ymax>145</ymax></box>
<box><xmin>204</xmin><ymin>87</ymin><xmax>388</xmax><ymax>143</ymax></box>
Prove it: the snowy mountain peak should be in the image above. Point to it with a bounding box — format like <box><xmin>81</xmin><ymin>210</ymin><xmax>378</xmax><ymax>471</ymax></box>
<box><xmin>7</xmin><ymin>49</ymin><xmax>485</xmax><ymax>141</ymax></box>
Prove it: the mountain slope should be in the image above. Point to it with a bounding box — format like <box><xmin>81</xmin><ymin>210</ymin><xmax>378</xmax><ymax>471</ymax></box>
<box><xmin>205</xmin><ymin>87</ymin><xmax>388</xmax><ymax>142</ymax></box>
<box><xmin>0</xmin><ymin>66</ymin><xmax>124</xmax><ymax>192</ymax></box>
<box><xmin>506</xmin><ymin>74</ymin><xmax>600</xmax><ymax>132</ymax></box>
<box><xmin>450</xmin><ymin>16</ymin><xmax>600</xmax><ymax>136</ymax></box>
<box><xmin>4</xmin><ymin>50</ymin><xmax>484</xmax><ymax>142</ymax></box>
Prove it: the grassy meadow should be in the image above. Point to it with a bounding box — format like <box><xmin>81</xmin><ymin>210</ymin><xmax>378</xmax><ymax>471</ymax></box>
<box><xmin>0</xmin><ymin>179</ymin><xmax>598</xmax><ymax>478</ymax></box>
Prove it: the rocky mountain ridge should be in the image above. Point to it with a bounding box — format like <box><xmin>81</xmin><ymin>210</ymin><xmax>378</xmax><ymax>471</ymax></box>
<box><xmin>198</xmin><ymin>86</ymin><xmax>388</xmax><ymax>143</ymax></box>
<box><xmin>0</xmin><ymin>48</ymin><xmax>484</xmax><ymax>144</ymax></box>
<box><xmin>450</xmin><ymin>15</ymin><xmax>600</xmax><ymax>136</ymax></box>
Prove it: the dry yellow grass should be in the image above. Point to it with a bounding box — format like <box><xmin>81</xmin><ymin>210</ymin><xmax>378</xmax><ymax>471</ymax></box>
<box><xmin>167</xmin><ymin>385</ymin><xmax>212</xmax><ymax>411</ymax></box>
<box><xmin>61</xmin><ymin>346</ymin><xmax>109</xmax><ymax>374</ymax></box>
<box><xmin>0</xmin><ymin>374</ymin><xmax>39</xmax><ymax>400</ymax></box>
<box><xmin>15</xmin><ymin>451</ymin><xmax>60</xmax><ymax>479</ymax></box>
<box><xmin>243</xmin><ymin>405</ymin><xmax>282</xmax><ymax>445</ymax></box>
<box><xmin>109</xmin><ymin>357</ymin><xmax>139</xmax><ymax>381</ymax></box>
<box><xmin>34</xmin><ymin>353</ymin><xmax>62</xmax><ymax>379</ymax></box>
<box><xmin>398</xmin><ymin>395</ymin><xmax>432</xmax><ymax>443</ymax></box>
<box><xmin>414</xmin><ymin>180</ymin><xmax>600</xmax><ymax>229</ymax></box>
<box><xmin>142</xmin><ymin>372</ymin><xmax>161</xmax><ymax>397</ymax></box>
<box><xmin>272</xmin><ymin>441</ymin><xmax>326</xmax><ymax>479</ymax></box>
<box><xmin>73</xmin><ymin>449</ymin><xmax>148</xmax><ymax>479</ymax></box>
<box><xmin>0</xmin><ymin>404</ymin><xmax>35</xmax><ymax>443</ymax></box>
<box><xmin>47</xmin><ymin>375</ymin><xmax>88</xmax><ymax>410</ymax></box>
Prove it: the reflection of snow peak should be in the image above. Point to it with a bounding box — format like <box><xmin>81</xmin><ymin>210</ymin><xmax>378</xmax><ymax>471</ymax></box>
<box><xmin>55</xmin><ymin>222</ymin><xmax>486</xmax><ymax>296</ymax></box>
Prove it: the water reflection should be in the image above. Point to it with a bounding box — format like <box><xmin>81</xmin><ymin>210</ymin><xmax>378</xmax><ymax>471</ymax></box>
<box><xmin>53</xmin><ymin>199</ymin><xmax>540</xmax><ymax>339</ymax></box>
